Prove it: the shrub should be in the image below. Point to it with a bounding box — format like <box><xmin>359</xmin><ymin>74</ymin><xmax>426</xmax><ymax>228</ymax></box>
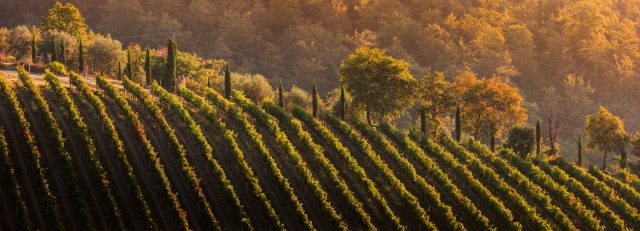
<box><xmin>504</xmin><ymin>125</ymin><xmax>535</xmax><ymax>157</ymax></box>
<box><xmin>214</xmin><ymin>73</ymin><xmax>274</xmax><ymax>103</ymax></box>
<box><xmin>87</xmin><ymin>34</ymin><xmax>125</xmax><ymax>75</ymax></box>
<box><xmin>46</xmin><ymin>61</ymin><xmax>67</xmax><ymax>75</ymax></box>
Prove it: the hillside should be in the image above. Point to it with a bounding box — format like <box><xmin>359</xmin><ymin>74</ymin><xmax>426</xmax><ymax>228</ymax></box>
<box><xmin>1</xmin><ymin>69</ymin><xmax>640</xmax><ymax>230</ymax></box>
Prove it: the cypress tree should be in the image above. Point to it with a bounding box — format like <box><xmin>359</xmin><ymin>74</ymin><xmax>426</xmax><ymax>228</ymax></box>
<box><xmin>31</xmin><ymin>33</ymin><xmax>37</xmax><ymax>63</ymax></box>
<box><xmin>224</xmin><ymin>63</ymin><xmax>231</xmax><ymax>99</ymax></box>
<box><xmin>535</xmin><ymin>120</ymin><xmax>541</xmax><ymax>155</ymax></box>
<box><xmin>339</xmin><ymin>84</ymin><xmax>345</xmax><ymax>120</ymax></box>
<box><xmin>420</xmin><ymin>109</ymin><xmax>427</xmax><ymax>134</ymax></box>
<box><xmin>312</xmin><ymin>81</ymin><xmax>318</xmax><ymax>117</ymax></box>
<box><xmin>126</xmin><ymin>48</ymin><xmax>133</xmax><ymax>80</ymax></box>
<box><xmin>278</xmin><ymin>80</ymin><xmax>285</xmax><ymax>108</ymax></box>
<box><xmin>578</xmin><ymin>135</ymin><xmax>582</xmax><ymax>166</ymax></box>
<box><xmin>163</xmin><ymin>39</ymin><xmax>177</xmax><ymax>91</ymax></box>
<box><xmin>117</xmin><ymin>62</ymin><xmax>122</xmax><ymax>80</ymax></box>
<box><xmin>455</xmin><ymin>106</ymin><xmax>461</xmax><ymax>142</ymax></box>
<box><xmin>145</xmin><ymin>46</ymin><xmax>151</xmax><ymax>86</ymax></box>
<box><xmin>51</xmin><ymin>40</ymin><xmax>57</xmax><ymax>63</ymax></box>
<box><xmin>59</xmin><ymin>39</ymin><xmax>66</xmax><ymax>65</ymax></box>
<box><xmin>171</xmin><ymin>41</ymin><xmax>177</xmax><ymax>90</ymax></box>
<box><xmin>490</xmin><ymin>123</ymin><xmax>496</xmax><ymax>152</ymax></box>
<box><xmin>78</xmin><ymin>38</ymin><xmax>84</xmax><ymax>73</ymax></box>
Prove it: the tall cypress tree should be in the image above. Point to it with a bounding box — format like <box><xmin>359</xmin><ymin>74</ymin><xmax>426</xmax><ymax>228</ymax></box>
<box><xmin>78</xmin><ymin>38</ymin><xmax>84</xmax><ymax>73</ymax></box>
<box><xmin>578</xmin><ymin>135</ymin><xmax>582</xmax><ymax>166</ymax></box>
<box><xmin>278</xmin><ymin>80</ymin><xmax>284</xmax><ymax>108</ymax></box>
<box><xmin>163</xmin><ymin>39</ymin><xmax>176</xmax><ymax>91</ymax></box>
<box><xmin>312</xmin><ymin>81</ymin><xmax>318</xmax><ymax>117</ymax></box>
<box><xmin>171</xmin><ymin>41</ymin><xmax>177</xmax><ymax>90</ymax></box>
<box><xmin>224</xmin><ymin>63</ymin><xmax>231</xmax><ymax>99</ymax></box>
<box><xmin>145</xmin><ymin>46</ymin><xmax>151</xmax><ymax>86</ymax></box>
<box><xmin>455</xmin><ymin>106</ymin><xmax>461</xmax><ymax>142</ymax></box>
<box><xmin>535</xmin><ymin>120</ymin><xmax>541</xmax><ymax>155</ymax></box>
<box><xmin>126</xmin><ymin>48</ymin><xmax>133</xmax><ymax>80</ymax></box>
<box><xmin>59</xmin><ymin>39</ymin><xmax>66</xmax><ymax>65</ymax></box>
<box><xmin>117</xmin><ymin>62</ymin><xmax>122</xmax><ymax>80</ymax></box>
<box><xmin>339</xmin><ymin>84</ymin><xmax>345</xmax><ymax>120</ymax></box>
<box><xmin>490</xmin><ymin>123</ymin><xmax>496</xmax><ymax>152</ymax></box>
<box><xmin>31</xmin><ymin>33</ymin><xmax>37</xmax><ymax>63</ymax></box>
<box><xmin>51</xmin><ymin>40</ymin><xmax>57</xmax><ymax>63</ymax></box>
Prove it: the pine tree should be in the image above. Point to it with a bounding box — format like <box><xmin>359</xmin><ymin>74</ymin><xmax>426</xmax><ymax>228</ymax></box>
<box><xmin>31</xmin><ymin>33</ymin><xmax>37</xmax><ymax>63</ymax></box>
<box><xmin>51</xmin><ymin>40</ymin><xmax>57</xmax><ymax>62</ymax></box>
<box><xmin>59</xmin><ymin>39</ymin><xmax>66</xmax><ymax>65</ymax></box>
<box><xmin>455</xmin><ymin>106</ymin><xmax>461</xmax><ymax>142</ymax></box>
<box><xmin>278</xmin><ymin>80</ymin><xmax>285</xmax><ymax>108</ymax></box>
<box><xmin>312</xmin><ymin>81</ymin><xmax>318</xmax><ymax>117</ymax></box>
<box><xmin>535</xmin><ymin>120</ymin><xmax>541</xmax><ymax>155</ymax></box>
<box><xmin>126</xmin><ymin>48</ymin><xmax>133</xmax><ymax>80</ymax></box>
<box><xmin>578</xmin><ymin>135</ymin><xmax>582</xmax><ymax>166</ymax></box>
<box><xmin>117</xmin><ymin>62</ymin><xmax>122</xmax><ymax>80</ymax></box>
<box><xmin>224</xmin><ymin>63</ymin><xmax>231</xmax><ymax>99</ymax></box>
<box><xmin>78</xmin><ymin>38</ymin><xmax>84</xmax><ymax>73</ymax></box>
<box><xmin>163</xmin><ymin>39</ymin><xmax>177</xmax><ymax>91</ymax></box>
<box><xmin>340</xmin><ymin>84</ymin><xmax>345</xmax><ymax>120</ymax></box>
<box><xmin>145</xmin><ymin>46</ymin><xmax>151</xmax><ymax>86</ymax></box>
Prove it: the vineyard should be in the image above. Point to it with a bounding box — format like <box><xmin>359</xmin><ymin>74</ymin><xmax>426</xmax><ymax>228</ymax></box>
<box><xmin>2</xmin><ymin>69</ymin><xmax>640</xmax><ymax>231</ymax></box>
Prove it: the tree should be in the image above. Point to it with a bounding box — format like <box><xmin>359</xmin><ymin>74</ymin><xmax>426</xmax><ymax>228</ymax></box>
<box><xmin>278</xmin><ymin>80</ymin><xmax>285</xmax><ymax>108</ymax></box>
<box><xmin>340</xmin><ymin>47</ymin><xmax>416</xmax><ymax>125</ymax></box>
<box><xmin>41</xmin><ymin>2</ymin><xmax>88</xmax><ymax>37</ymax></box>
<box><xmin>163</xmin><ymin>39</ymin><xmax>177</xmax><ymax>91</ymax></box>
<box><xmin>630</xmin><ymin>132</ymin><xmax>640</xmax><ymax>160</ymax></box>
<box><xmin>536</xmin><ymin>120</ymin><xmax>541</xmax><ymax>155</ymax></box>
<box><xmin>585</xmin><ymin>106</ymin><xmax>628</xmax><ymax>170</ymax></box>
<box><xmin>340</xmin><ymin>84</ymin><xmax>345</xmax><ymax>120</ymax></box>
<box><xmin>224</xmin><ymin>63</ymin><xmax>231</xmax><ymax>99</ymax></box>
<box><xmin>145</xmin><ymin>46</ymin><xmax>151</xmax><ymax>85</ymax></box>
<box><xmin>50</xmin><ymin>40</ymin><xmax>57</xmax><ymax>62</ymax></box>
<box><xmin>417</xmin><ymin>71</ymin><xmax>454</xmax><ymax>136</ymax></box>
<box><xmin>453</xmin><ymin>71</ymin><xmax>527</xmax><ymax>144</ymax></box>
<box><xmin>284</xmin><ymin>86</ymin><xmax>314</xmax><ymax>112</ymax></box>
<box><xmin>86</xmin><ymin>34</ymin><xmax>125</xmax><ymax>76</ymax></box>
<box><xmin>77</xmin><ymin>37</ymin><xmax>84</xmax><ymax>73</ymax></box>
<box><xmin>578</xmin><ymin>135</ymin><xmax>583</xmax><ymax>166</ymax></box>
<box><xmin>455</xmin><ymin>106</ymin><xmax>461</xmax><ymax>142</ymax></box>
<box><xmin>30</xmin><ymin>33</ymin><xmax>37</xmax><ymax>63</ymax></box>
<box><xmin>312</xmin><ymin>81</ymin><xmax>318</xmax><ymax>117</ymax></box>
<box><xmin>117</xmin><ymin>62</ymin><xmax>122</xmax><ymax>80</ymax></box>
<box><xmin>126</xmin><ymin>48</ymin><xmax>133</xmax><ymax>78</ymax></box>
<box><xmin>59</xmin><ymin>39</ymin><xmax>65</xmax><ymax>65</ymax></box>
<box><xmin>504</xmin><ymin>126</ymin><xmax>536</xmax><ymax>157</ymax></box>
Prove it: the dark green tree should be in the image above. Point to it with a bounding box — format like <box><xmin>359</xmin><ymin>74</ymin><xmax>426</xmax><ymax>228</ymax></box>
<box><xmin>224</xmin><ymin>63</ymin><xmax>231</xmax><ymax>99</ymax></box>
<box><xmin>578</xmin><ymin>135</ymin><xmax>582</xmax><ymax>166</ymax></box>
<box><xmin>51</xmin><ymin>40</ymin><xmax>57</xmax><ymax>63</ymax></box>
<box><xmin>535</xmin><ymin>120</ymin><xmax>541</xmax><ymax>155</ymax></box>
<box><xmin>278</xmin><ymin>80</ymin><xmax>285</xmax><ymax>108</ymax></box>
<box><xmin>78</xmin><ymin>38</ymin><xmax>84</xmax><ymax>73</ymax></box>
<box><xmin>455</xmin><ymin>106</ymin><xmax>461</xmax><ymax>142</ymax></box>
<box><xmin>505</xmin><ymin>125</ymin><xmax>535</xmax><ymax>157</ymax></box>
<box><xmin>340</xmin><ymin>84</ymin><xmax>345</xmax><ymax>120</ymax></box>
<box><xmin>59</xmin><ymin>39</ymin><xmax>66</xmax><ymax>65</ymax></box>
<box><xmin>312</xmin><ymin>81</ymin><xmax>318</xmax><ymax>117</ymax></box>
<box><xmin>145</xmin><ymin>46</ymin><xmax>151</xmax><ymax>86</ymax></box>
<box><xmin>31</xmin><ymin>33</ymin><xmax>37</xmax><ymax>63</ymax></box>
<box><xmin>163</xmin><ymin>39</ymin><xmax>177</xmax><ymax>91</ymax></box>
<box><xmin>126</xmin><ymin>48</ymin><xmax>133</xmax><ymax>79</ymax></box>
<box><xmin>117</xmin><ymin>61</ymin><xmax>122</xmax><ymax>80</ymax></box>
<box><xmin>420</xmin><ymin>109</ymin><xmax>427</xmax><ymax>134</ymax></box>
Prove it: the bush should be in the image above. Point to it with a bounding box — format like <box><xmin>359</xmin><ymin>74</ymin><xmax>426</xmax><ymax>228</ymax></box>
<box><xmin>504</xmin><ymin>125</ymin><xmax>535</xmax><ymax>157</ymax></box>
<box><xmin>284</xmin><ymin>86</ymin><xmax>325</xmax><ymax>112</ymax></box>
<box><xmin>87</xmin><ymin>34</ymin><xmax>125</xmax><ymax>76</ymax></box>
<box><xmin>8</xmin><ymin>25</ymin><xmax>33</xmax><ymax>61</ymax></box>
<box><xmin>214</xmin><ymin>73</ymin><xmax>273</xmax><ymax>103</ymax></box>
<box><xmin>46</xmin><ymin>61</ymin><xmax>67</xmax><ymax>75</ymax></box>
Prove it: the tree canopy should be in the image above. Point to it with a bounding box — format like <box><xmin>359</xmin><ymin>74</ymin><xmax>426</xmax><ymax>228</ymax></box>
<box><xmin>40</xmin><ymin>2</ymin><xmax>87</xmax><ymax>37</ymax></box>
<box><xmin>585</xmin><ymin>106</ymin><xmax>628</xmax><ymax>169</ymax></box>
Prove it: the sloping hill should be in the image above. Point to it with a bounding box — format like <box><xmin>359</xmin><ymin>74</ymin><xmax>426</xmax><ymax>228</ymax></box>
<box><xmin>0</xmin><ymin>70</ymin><xmax>638</xmax><ymax>230</ymax></box>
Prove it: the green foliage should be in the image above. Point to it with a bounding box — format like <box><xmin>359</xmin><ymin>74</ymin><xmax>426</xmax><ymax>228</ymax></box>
<box><xmin>578</xmin><ymin>135</ymin><xmax>583</xmax><ymax>166</ymax></box>
<box><xmin>417</xmin><ymin>71</ymin><xmax>454</xmax><ymax>135</ymax></box>
<box><xmin>455</xmin><ymin>106</ymin><xmax>461</xmax><ymax>141</ymax></box>
<box><xmin>145</xmin><ymin>46</ymin><xmax>151</xmax><ymax>85</ymax></box>
<box><xmin>87</xmin><ymin>34</ymin><xmax>125</xmax><ymax>76</ymax></box>
<box><xmin>340</xmin><ymin>47</ymin><xmax>416</xmax><ymax>123</ymax></box>
<box><xmin>340</xmin><ymin>85</ymin><xmax>345</xmax><ymax>120</ymax></box>
<box><xmin>630</xmin><ymin>131</ymin><xmax>640</xmax><ymax>159</ymax></box>
<box><xmin>312</xmin><ymin>81</ymin><xmax>318</xmax><ymax>117</ymax></box>
<box><xmin>504</xmin><ymin>125</ymin><xmax>535</xmax><ymax>157</ymax></box>
<box><xmin>50</xmin><ymin>39</ymin><xmax>57</xmax><ymax>62</ymax></box>
<box><xmin>585</xmin><ymin>106</ymin><xmax>628</xmax><ymax>170</ymax></box>
<box><xmin>0</xmin><ymin>126</ymin><xmax>32</xmax><ymax>230</ymax></box>
<box><xmin>536</xmin><ymin>121</ymin><xmax>541</xmax><ymax>155</ymax></box>
<box><xmin>126</xmin><ymin>49</ymin><xmax>133</xmax><ymax>78</ymax></box>
<box><xmin>284</xmin><ymin>86</ymin><xmax>312</xmax><ymax>113</ymax></box>
<box><xmin>46</xmin><ymin>71</ymin><xmax>125</xmax><ymax>230</ymax></box>
<box><xmin>46</xmin><ymin>61</ymin><xmax>66</xmax><ymax>75</ymax></box>
<box><xmin>59</xmin><ymin>39</ymin><xmax>65</xmax><ymax>64</ymax></box>
<box><xmin>69</xmin><ymin>73</ymin><xmax>156</xmax><ymax>229</ymax></box>
<box><xmin>78</xmin><ymin>38</ymin><xmax>84</xmax><ymax>73</ymax></box>
<box><xmin>163</xmin><ymin>39</ymin><xmax>177</xmax><ymax>91</ymax></box>
<box><xmin>7</xmin><ymin>26</ymin><xmax>33</xmax><ymax>61</ymax></box>
<box><xmin>0</xmin><ymin>74</ymin><xmax>65</xmax><ymax>230</ymax></box>
<box><xmin>224</xmin><ymin>63</ymin><xmax>231</xmax><ymax>99</ymax></box>
<box><xmin>40</xmin><ymin>2</ymin><xmax>87</xmax><ymax>37</ymax></box>
<box><xmin>215</xmin><ymin>73</ymin><xmax>273</xmax><ymax>103</ymax></box>
<box><xmin>31</xmin><ymin>33</ymin><xmax>37</xmax><ymax>63</ymax></box>
<box><xmin>278</xmin><ymin>80</ymin><xmax>284</xmax><ymax>108</ymax></box>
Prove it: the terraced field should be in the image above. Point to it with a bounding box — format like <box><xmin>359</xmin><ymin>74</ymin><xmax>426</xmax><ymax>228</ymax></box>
<box><xmin>1</xmin><ymin>69</ymin><xmax>639</xmax><ymax>230</ymax></box>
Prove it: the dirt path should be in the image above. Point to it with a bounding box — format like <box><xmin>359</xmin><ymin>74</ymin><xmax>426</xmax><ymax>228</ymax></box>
<box><xmin>71</xmin><ymin>92</ymin><xmax>148</xmax><ymax>230</ymax></box>
<box><xmin>99</xmin><ymin>93</ymin><xmax>178</xmax><ymax>230</ymax></box>
<box><xmin>42</xmin><ymin>89</ymin><xmax>115</xmax><ymax>230</ymax></box>
<box><xmin>16</xmin><ymin>88</ymin><xmax>84</xmax><ymax>230</ymax></box>
<box><xmin>0</xmin><ymin>95</ymin><xmax>48</xmax><ymax>230</ymax></box>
